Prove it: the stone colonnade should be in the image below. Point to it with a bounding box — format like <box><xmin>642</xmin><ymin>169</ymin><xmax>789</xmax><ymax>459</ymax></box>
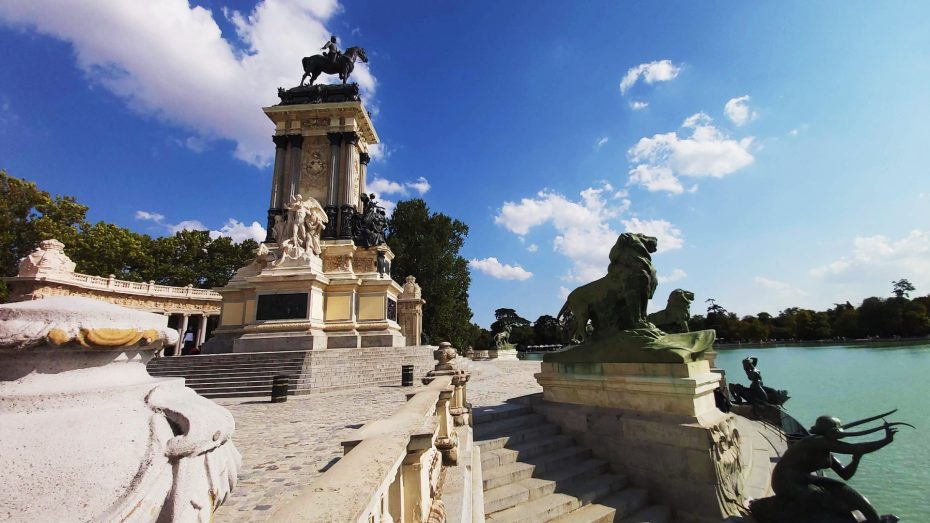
<box><xmin>265</xmin><ymin>131</ymin><xmax>371</xmax><ymax>242</ymax></box>
<box><xmin>167</xmin><ymin>312</ymin><xmax>215</xmax><ymax>354</ymax></box>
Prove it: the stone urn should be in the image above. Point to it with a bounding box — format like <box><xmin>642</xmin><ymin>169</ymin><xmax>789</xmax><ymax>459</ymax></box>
<box><xmin>0</xmin><ymin>297</ymin><xmax>241</xmax><ymax>522</ymax></box>
<box><xmin>433</xmin><ymin>341</ymin><xmax>458</xmax><ymax>371</ymax></box>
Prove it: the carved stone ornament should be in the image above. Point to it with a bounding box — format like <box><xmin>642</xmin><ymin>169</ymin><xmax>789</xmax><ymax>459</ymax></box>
<box><xmin>323</xmin><ymin>254</ymin><xmax>352</xmax><ymax>273</ymax></box>
<box><xmin>0</xmin><ymin>297</ymin><xmax>241</xmax><ymax>521</ymax></box>
<box><xmin>17</xmin><ymin>239</ymin><xmax>76</xmax><ymax>277</ymax></box>
<box><xmin>303</xmin><ymin>150</ymin><xmax>325</xmax><ymax>176</ymax></box>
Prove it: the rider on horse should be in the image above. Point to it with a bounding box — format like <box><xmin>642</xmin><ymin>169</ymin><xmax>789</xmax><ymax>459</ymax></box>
<box><xmin>321</xmin><ymin>36</ymin><xmax>340</xmax><ymax>63</ymax></box>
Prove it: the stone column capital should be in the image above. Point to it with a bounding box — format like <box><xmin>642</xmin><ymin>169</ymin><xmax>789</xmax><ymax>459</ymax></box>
<box><xmin>287</xmin><ymin>134</ymin><xmax>304</xmax><ymax>147</ymax></box>
<box><xmin>327</xmin><ymin>132</ymin><xmax>343</xmax><ymax>145</ymax></box>
<box><xmin>341</xmin><ymin>131</ymin><xmax>360</xmax><ymax>145</ymax></box>
<box><xmin>272</xmin><ymin>135</ymin><xmax>288</xmax><ymax>148</ymax></box>
<box><xmin>359</xmin><ymin>152</ymin><xmax>371</xmax><ymax>165</ymax></box>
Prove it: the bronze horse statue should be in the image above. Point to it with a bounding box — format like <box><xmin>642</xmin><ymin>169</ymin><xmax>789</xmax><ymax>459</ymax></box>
<box><xmin>300</xmin><ymin>46</ymin><xmax>368</xmax><ymax>86</ymax></box>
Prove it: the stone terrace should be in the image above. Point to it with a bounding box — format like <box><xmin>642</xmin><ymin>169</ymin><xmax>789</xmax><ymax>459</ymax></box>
<box><xmin>213</xmin><ymin>359</ymin><xmax>542</xmax><ymax>522</ymax></box>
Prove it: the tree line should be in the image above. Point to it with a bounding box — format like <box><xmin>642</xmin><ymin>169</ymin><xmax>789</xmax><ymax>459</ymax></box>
<box><xmin>477</xmin><ymin>279</ymin><xmax>930</xmax><ymax>350</ymax></box>
<box><xmin>695</xmin><ymin>280</ymin><xmax>930</xmax><ymax>343</ymax></box>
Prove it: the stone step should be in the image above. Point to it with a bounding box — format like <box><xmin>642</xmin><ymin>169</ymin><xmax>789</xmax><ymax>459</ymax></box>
<box><xmin>483</xmin><ymin>462</ymin><xmax>536</xmax><ymax>491</ymax></box>
<box><xmin>474</xmin><ymin>413</ymin><xmax>548</xmax><ymax>439</ymax></box>
<box><xmin>476</xmin><ymin>423</ymin><xmax>561</xmax><ymax>452</ymax></box>
<box><xmin>473</xmin><ymin>404</ymin><xmax>533</xmax><ymax>425</ymax></box>
<box><xmin>551</xmin><ymin>489</ymin><xmax>652</xmax><ymax>523</ymax></box>
<box><xmin>484</xmin><ymin>467</ymin><xmax>628</xmax><ymax>515</ymax></box>
<box><xmin>486</xmin><ymin>474</ymin><xmax>622</xmax><ymax>523</ymax></box>
<box><xmin>481</xmin><ymin>434</ymin><xmax>575</xmax><ymax>469</ymax></box>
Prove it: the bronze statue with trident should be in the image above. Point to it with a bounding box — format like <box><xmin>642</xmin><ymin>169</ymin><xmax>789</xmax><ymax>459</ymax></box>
<box><xmin>751</xmin><ymin>409</ymin><xmax>913</xmax><ymax>523</ymax></box>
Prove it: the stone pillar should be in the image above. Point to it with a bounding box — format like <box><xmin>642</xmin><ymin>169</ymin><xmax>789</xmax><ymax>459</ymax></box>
<box><xmin>195</xmin><ymin>315</ymin><xmax>208</xmax><ymax>347</ymax></box>
<box><xmin>358</xmin><ymin>151</ymin><xmax>371</xmax><ymax>207</ymax></box>
<box><xmin>323</xmin><ymin>132</ymin><xmax>342</xmax><ymax>239</ymax></box>
<box><xmin>0</xmin><ymin>297</ymin><xmax>241</xmax><ymax>522</ymax></box>
<box><xmin>265</xmin><ymin>135</ymin><xmax>289</xmax><ymax>242</ymax></box>
<box><xmin>177</xmin><ymin>314</ymin><xmax>189</xmax><ymax>355</ymax></box>
<box><xmin>285</xmin><ymin>134</ymin><xmax>303</xmax><ymax>201</ymax></box>
<box><xmin>339</xmin><ymin>131</ymin><xmax>360</xmax><ymax>239</ymax></box>
<box><xmin>398</xmin><ymin>276</ymin><xmax>425</xmax><ymax>346</ymax></box>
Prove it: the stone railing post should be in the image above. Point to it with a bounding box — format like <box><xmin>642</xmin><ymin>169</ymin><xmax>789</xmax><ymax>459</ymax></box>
<box><xmin>423</xmin><ymin>342</ymin><xmax>472</xmax><ymax>428</ymax></box>
<box><xmin>107</xmin><ymin>274</ymin><xmax>116</xmax><ymax>288</ymax></box>
<box><xmin>402</xmin><ymin>433</ymin><xmax>435</xmax><ymax>523</ymax></box>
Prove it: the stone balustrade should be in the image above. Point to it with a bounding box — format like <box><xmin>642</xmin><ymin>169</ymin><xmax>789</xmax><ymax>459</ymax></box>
<box><xmin>273</xmin><ymin>350</ymin><xmax>476</xmax><ymax>523</ymax></box>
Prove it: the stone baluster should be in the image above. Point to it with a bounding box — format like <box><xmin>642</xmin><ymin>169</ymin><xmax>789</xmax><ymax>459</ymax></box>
<box><xmin>323</xmin><ymin>132</ymin><xmax>342</xmax><ymax>239</ymax></box>
<box><xmin>265</xmin><ymin>135</ymin><xmax>289</xmax><ymax>242</ymax></box>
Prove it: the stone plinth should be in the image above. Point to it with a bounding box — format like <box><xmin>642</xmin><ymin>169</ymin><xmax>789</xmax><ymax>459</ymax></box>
<box><xmin>0</xmin><ymin>297</ymin><xmax>241</xmax><ymax>522</ymax></box>
<box><xmin>535</xmin><ymin>359</ymin><xmax>746</xmax><ymax>523</ymax></box>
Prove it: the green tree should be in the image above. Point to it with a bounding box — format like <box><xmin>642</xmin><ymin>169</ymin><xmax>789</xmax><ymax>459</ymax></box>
<box><xmin>490</xmin><ymin>308</ymin><xmax>531</xmax><ymax>334</ymax></box>
<box><xmin>892</xmin><ymin>279</ymin><xmax>916</xmax><ymax>299</ymax></box>
<box><xmin>386</xmin><ymin>199</ymin><xmax>473</xmax><ymax>348</ymax></box>
<box><xmin>532</xmin><ymin>314</ymin><xmax>563</xmax><ymax>345</ymax></box>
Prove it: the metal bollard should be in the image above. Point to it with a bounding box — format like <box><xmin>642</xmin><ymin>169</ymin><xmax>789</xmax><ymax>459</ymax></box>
<box><xmin>401</xmin><ymin>365</ymin><xmax>414</xmax><ymax>386</ymax></box>
<box><xmin>271</xmin><ymin>375</ymin><xmax>289</xmax><ymax>403</ymax></box>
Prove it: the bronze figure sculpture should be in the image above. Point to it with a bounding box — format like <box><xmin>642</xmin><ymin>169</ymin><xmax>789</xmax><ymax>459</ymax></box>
<box><xmin>300</xmin><ymin>45</ymin><xmax>368</xmax><ymax>86</ymax></box>
<box><xmin>728</xmin><ymin>356</ymin><xmax>790</xmax><ymax>406</ymax></box>
<box><xmin>750</xmin><ymin>409</ymin><xmax>912</xmax><ymax>523</ymax></box>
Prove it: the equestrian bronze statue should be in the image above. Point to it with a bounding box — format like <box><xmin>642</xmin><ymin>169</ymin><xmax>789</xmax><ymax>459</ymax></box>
<box><xmin>300</xmin><ymin>45</ymin><xmax>368</xmax><ymax>86</ymax></box>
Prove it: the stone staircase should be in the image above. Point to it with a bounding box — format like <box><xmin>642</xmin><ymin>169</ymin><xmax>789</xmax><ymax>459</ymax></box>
<box><xmin>475</xmin><ymin>403</ymin><xmax>672</xmax><ymax>523</ymax></box>
<box><xmin>147</xmin><ymin>346</ymin><xmax>435</xmax><ymax>398</ymax></box>
<box><xmin>147</xmin><ymin>351</ymin><xmax>308</xmax><ymax>398</ymax></box>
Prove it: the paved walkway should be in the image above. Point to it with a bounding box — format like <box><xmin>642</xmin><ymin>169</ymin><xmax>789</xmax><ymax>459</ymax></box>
<box><xmin>213</xmin><ymin>359</ymin><xmax>542</xmax><ymax>522</ymax></box>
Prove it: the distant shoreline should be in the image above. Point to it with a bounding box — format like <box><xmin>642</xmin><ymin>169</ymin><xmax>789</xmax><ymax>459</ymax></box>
<box><xmin>714</xmin><ymin>336</ymin><xmax>930</xmax><ymax>349</ymax></box>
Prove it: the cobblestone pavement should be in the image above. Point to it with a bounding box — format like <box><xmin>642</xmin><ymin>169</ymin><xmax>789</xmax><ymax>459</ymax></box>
<box><xmin>213</xmin><ymin>358</ymin><xmax>542</xmax><ymax>522</ymax></box>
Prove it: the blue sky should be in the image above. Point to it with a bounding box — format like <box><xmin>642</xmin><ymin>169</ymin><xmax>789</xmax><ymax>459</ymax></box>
<box><xmin>2</xmin><ymin>1</ymin><xmax>930</xmax><ymax>327</ymax></box>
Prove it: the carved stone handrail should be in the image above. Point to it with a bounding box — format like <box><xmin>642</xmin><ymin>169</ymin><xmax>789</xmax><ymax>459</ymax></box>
<box><xmin>274</xmin><ymin>371</ymin><xmax>471</xmax><ymax>522</ymax></box>
<box><xmin>14</xmin><ymin>269</ymin><xmax>221</xmax><ymax>301</ymax></box>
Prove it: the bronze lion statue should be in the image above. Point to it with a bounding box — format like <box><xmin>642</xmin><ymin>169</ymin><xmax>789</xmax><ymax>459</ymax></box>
<box><xmin>557</xmin><ymin>233</ymin><xmax>658</xmax><ymax>343</ymax></box>
<box><xmin>647</xmin><ymin>289</ymin><xmax>695</xmax><ymax>333</ymax></box>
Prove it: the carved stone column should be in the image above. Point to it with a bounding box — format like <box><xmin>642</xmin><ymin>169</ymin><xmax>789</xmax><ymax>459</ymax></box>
<box><xmin>339</xmin><ymin>131</ymin><xmax>360</xmax><ymax>239</ymax></box>
<box><xmin>398</xmin><ymin>276</ymin><xmax>425</xmax><ymax>346</ymax></box>
<box><xmin>265</xmin><ymin>135</ymin><xmax>289</xmax><ymax>242</ymax></box>
<box><xmin>285</xmin><ymin>134</ymin><xmax>304</xmax><ymax>201</ymax></box>
<box><xmin>323</xmin><ymin>132</ymin><xmax>342</xmax><ymax>239</ymax></box>
<box><xmin>358</xmin><ymin>151</ymin><xmax>371</xmax><ymax>207</ymax></box>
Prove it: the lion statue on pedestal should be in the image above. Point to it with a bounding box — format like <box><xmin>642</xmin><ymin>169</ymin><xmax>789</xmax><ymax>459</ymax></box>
<box><xmin>647</xmin><ymin>289</ymin><xmax>695</xmax><ymax>333</ymax></box>
<box><xmin>557</xmin><ymin>233</ymin><xmax>658</xmax><ymax>343</ymax></box>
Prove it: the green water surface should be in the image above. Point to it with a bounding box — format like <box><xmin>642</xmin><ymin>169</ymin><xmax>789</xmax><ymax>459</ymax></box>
<box><xmin>717</xmin><ymin>343</ymin><xmax>930</xmax><ymax>521</ymax></box>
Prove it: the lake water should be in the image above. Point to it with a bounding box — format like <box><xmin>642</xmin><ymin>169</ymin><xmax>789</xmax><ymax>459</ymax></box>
<box><xmin>717</xmin><ymin>342</ymin><xmax>930</xmax><ymax>521</ymax></box>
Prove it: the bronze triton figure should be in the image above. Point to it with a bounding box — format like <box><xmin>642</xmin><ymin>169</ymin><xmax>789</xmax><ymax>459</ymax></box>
<box><xmin>750</xmin><ymin>409</ymin><xmax>912</xmax><ymax>523</ymax></box>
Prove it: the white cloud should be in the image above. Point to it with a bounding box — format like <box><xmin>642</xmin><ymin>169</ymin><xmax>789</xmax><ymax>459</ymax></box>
<box><xmin>168</xmin><ymin>219</ymin><xmax>208</xmax><ymax>234</ymax></box>
<box><xmin>379</xmin><ymin>198</ymin><xmax>397</xmax><ymax>217</ymax></box>
<box><xmin>135</xmin><ymin>210</ymin><xmax>165</xmax><ymax>223</ymax></box>
<box><xmin>754</xmin><ymin>276</ymin><xmax>807</xmax><ymax>295</ymax></box>
<box><xmin>594</xmin><ymin>136</ymin><xmax>609</xmax><ymax>149</ymax></box>
<box><xmin>619</xmin><ymin>59</ymin><xmax>681</xmax><ymax>95</ymax></box>
<box><xmin>658</xmin><ymin>268</ymin><xmax>687</xmax><ymax>284</ymax></box>
<box><xmin>788</xmin><ymin>129</ymin><xmax>799</xmax><ymax>137</ymax></box>
<box><xmin>558</xmin><ymin>286</ymin><xmax>571</xmax><ymax>301</ymax></box>
<box><xmin>629</xmin><ymin>101</ymin><xmax>648</xmax><ymax>110</ymax></box>
<box><xmin>724</xmin><ymin>95</ymin><xmax>757</xmax><ymax>126</ymax></box>
<box><xmin>621</xmin><ymin>218</ymin><xmax>683</xmax><ymax>252</ymax></box>
<box><xmin>526</xmin><ymin>244</ymin><xmax>538</xmax><ymax>253</ymax></box>
<box><xmin>495</xmin><ymin>184</ymin><xmax>633</xmax><ymax>282</ymax></box>
<box><xmin>368</xmin><ymin>143</ymin><xmax>390</xmax><ymax>163</ymax></box>
<box><xmin>407</xmin><ymin>176</ymin><xmax>431</xmax><ymax>195</ymax></box>
<box><xmin>811</xmin><ymin>230</ymin><xmax>930</xmax><ymax>280</ymax></box>
<box><xmin>627</xmin><ymin>112</ymin><xmax>754</xmax><ymax>193</ymax></box>
<box><xmin>469</xmin><ymin>257</ymin><xmax>533</xmax><ymax>281</ymax></box>
<box><xmin>0</xmin><ymin>0</ymin><xmax>374</xmax><ymax>167</ymax></box>
<box><xmin>209</xmin><ymin>219</ymin><xmax>266</xmax><ymax>243</ymax></box>
<box><xmin>367</xmin><ymin>177</ymin><xmax>405</xmax><ymax>196</ymax></box>
<box><xmin>367</xmin><ymin>176</ymin><xmax>431</xmax><ymax>198</ymax></box>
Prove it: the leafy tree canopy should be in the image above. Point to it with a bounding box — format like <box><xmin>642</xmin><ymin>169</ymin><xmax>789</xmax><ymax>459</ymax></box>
<box><xmin>386</xmin><ymin>199</ymin><xmax>474</xmax><ymax>348</ymax></box>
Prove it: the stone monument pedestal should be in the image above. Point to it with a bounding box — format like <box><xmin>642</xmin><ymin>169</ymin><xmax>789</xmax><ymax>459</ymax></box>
<box><xmin>535</xmin><ymin>358</ymin><xmax>745</xmax><ymax>523</ymax></box>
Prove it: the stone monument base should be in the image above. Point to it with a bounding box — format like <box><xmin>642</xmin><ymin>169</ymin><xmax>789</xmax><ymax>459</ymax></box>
<box><xmin>494</xmin><ymin>348</ymin><xmax>519</xmax><ymax>361</ymax></box>
<box><xmin>534</xmin><ymin>359</ymin><xmax>746</xmax><ymax>523</ymax></box>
